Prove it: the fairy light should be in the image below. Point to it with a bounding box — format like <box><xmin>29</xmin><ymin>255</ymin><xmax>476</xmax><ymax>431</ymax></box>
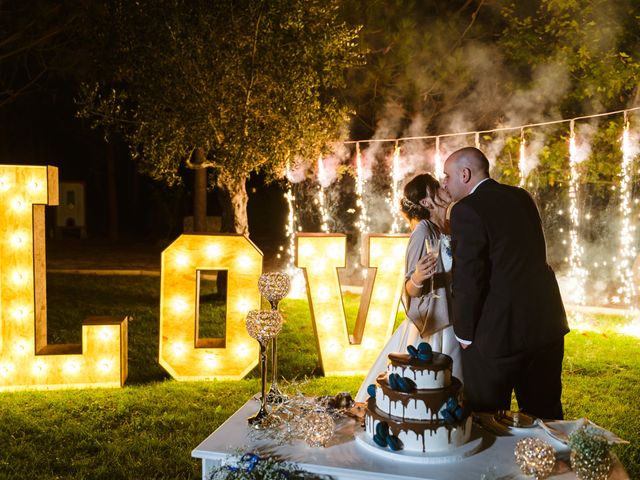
<box><xmin>567</xmin><ymin>120</ymin><xmax>587</xmax><ymax>305</ymax></box>
<box><xmin>388</xmin><ymin>142</ymin><xmax>404</xmax><ymax>233</ymax></box>
<box><xmin>316</xmin><ymin>155</ymin><xmax>330</xmax><ymax>233</ymax></box>
<box><xmin>519</xmin><ymin>129</ymin><xmax>526</xmax><ymax>187</ymax></box>
<box><xmin>615</xmin><ymin>113</ymin><xmax>637</xmax><ymax>306</ymax></box>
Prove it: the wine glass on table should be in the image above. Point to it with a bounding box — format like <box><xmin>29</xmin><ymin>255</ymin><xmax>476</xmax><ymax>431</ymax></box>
<box><xmin>424</xmin><ymin>236</ymin><xmax>441</xmax><ymax>299</ymax></box>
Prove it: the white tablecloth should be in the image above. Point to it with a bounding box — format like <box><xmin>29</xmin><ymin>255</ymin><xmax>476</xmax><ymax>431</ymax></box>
<box><xmin>192</xmin><ymin>396</ymin><xmax>629</xmax><ymax>480</ymax></box>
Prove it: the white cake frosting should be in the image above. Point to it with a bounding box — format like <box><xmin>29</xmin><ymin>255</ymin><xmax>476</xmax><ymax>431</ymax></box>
<box><xmin>363</xmin><ymin>350</ymin><xmax>471</xmax><ymax>453</ymax></box>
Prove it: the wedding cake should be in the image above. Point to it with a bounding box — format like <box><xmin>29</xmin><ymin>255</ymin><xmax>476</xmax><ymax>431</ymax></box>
<box><xmin>363</xmin><ymin>343</ymin><xmax>471</xmax><ymax>453</ymax></box>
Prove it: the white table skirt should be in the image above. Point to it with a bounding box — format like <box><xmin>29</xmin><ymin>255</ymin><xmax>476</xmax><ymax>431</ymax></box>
<box><xmin>192</xmin><ymin>396</ymin><xmax>629</xmax><ymax>480</ymax></box>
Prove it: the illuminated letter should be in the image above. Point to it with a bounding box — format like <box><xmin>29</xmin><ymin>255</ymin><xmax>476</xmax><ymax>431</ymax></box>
<box><xmin>0</xmin><ymin>165</ymin><xmax>128</xmax><ymax>391</ymax></box>
<box><xmin>296</xmin><ymin>233</ymin><xmax>409</xmax><ymax>375</ymax></box>
<box><xmin>159</xmin><ymin>234</ymin><xmax>262</xmax><ymax>380</ymax></box>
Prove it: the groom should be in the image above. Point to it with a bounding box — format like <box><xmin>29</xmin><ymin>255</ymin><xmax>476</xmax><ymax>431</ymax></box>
<box><xmin>442</xmin><ymin>147</ymin><xmax>569</xmax><ymax>420</ymax></box>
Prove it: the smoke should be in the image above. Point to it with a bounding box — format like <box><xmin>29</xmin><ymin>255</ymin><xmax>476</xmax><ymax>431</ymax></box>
<box><xmin>287</xmin><ymin>156</ymin><xmax>309</xmax><ymax>184</ymax></box>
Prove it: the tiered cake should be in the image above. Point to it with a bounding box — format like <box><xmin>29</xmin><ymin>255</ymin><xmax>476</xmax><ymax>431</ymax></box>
<box><xmin>363</xmin><ymin>345</ymin><xmax>471</xmax><ymax>453</ymax></box>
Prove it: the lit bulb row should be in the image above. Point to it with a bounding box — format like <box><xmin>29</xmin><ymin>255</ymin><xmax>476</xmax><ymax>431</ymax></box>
<box><xmin>0</xmin><ymin>176</ymin><xmax>42</xmax><ymax>195</ymax></box>
<box><xmin>172</xmin><ymin>248</ymin><xmax>253</xmax><ymax>270</ymax></box>
<box><xmin>0</xmin><ymin>357</ymin><xmax>115</xmax><ymax>379</ymax></box>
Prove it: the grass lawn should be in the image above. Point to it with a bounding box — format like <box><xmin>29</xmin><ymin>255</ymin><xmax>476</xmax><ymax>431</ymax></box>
<box><xmin>0</xmin><ymin>274</ymin><xmax>638</xmax><ymax>479</ymax></box>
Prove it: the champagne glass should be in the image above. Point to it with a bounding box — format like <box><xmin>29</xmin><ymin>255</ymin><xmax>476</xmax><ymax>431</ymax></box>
<box><xmin>245</xmin><ymin>309</ymin><xmax>283</xmax><ymax>426</ymax></box>
<box><xmin>424</xmin><ymin>236</ymin><xmax>441</xmax><ymax>299</ymax></box>
<box><xmin>257</xmin><ymin>272</ymin><xmax>291</xmax><ymax>403</ymax></box>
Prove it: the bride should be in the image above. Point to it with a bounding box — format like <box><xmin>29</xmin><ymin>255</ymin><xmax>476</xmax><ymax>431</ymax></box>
<box><xmin>355</xmin><ymin>172</ymin><xmax>462</xmax><ymax>401</ymax></box>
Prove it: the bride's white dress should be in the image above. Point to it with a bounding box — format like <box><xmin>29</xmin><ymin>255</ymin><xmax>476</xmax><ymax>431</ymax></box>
<box><xmin>355</xmin><ymin>231</ymin><xmax>462</xmax><ymax>402</ymax></box>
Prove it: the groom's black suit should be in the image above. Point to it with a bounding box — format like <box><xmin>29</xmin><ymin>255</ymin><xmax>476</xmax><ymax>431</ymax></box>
<box><xmin>450</xmin><ymin>178</ymin><xmax>569</xmax><ymax>419</ymax></box>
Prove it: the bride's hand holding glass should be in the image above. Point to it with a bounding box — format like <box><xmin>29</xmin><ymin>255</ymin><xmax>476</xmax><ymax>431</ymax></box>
<box><xmin>408</xmin><ymin>254</ymin><xmax>438</xmax><ymax>294</ymax></box>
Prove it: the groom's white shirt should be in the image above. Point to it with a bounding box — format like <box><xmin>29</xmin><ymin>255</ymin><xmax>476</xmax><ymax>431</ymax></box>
<box><xmin>454</xmin><ymin>177</ymin><xmax>491</xmax><ymax>346</ymax></box>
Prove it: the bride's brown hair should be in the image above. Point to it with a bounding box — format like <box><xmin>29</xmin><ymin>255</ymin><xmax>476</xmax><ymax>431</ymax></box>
<box><xmin>400</xmin><ymin>173</ymin><xmax>441</xmax><ymax>221</ymax></box>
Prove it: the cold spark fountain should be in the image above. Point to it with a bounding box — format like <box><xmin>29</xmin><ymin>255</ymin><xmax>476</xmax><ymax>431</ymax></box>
<box><xmin>567</xmin><ymin>120</ymin><xmax>588</xmax><ymax>305</ymax></box>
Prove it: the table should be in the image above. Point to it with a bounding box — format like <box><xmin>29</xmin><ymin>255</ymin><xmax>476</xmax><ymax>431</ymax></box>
<box><xmin>192</xmin><ymin>396</ymin><xmax>629</xmax><ymax>480</ymax></box>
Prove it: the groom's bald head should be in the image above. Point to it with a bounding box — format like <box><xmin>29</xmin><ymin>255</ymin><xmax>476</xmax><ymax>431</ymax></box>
<box><xmin>442</xmin><ymin>147</ymin><xmax>490</xmax><ymax>201</ymax></box>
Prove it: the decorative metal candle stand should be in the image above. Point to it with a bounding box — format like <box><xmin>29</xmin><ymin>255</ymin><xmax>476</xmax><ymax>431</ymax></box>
<box><xmin>245</xmin><ymin>309</ymin><xmax>283</xmax><ymax>427</ymax></box>
<box><xmin>258</xmin><ymin>272</ymin><xmax>291</xmax><ymax>404</ymax></box>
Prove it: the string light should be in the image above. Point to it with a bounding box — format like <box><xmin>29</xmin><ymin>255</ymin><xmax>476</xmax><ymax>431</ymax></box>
<box><xmin>343</xmin><ymin>106</ymin><xmax>640</xmax><ymax>146</ymax></box>
<box><xmin>615</xmin><ymin>112</ymin><xmax>637</xmax><ymax>307</ymax></box>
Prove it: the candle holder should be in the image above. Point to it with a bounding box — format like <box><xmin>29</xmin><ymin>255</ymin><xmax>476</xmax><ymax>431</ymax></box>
<box><xmin>245</xmin><ymin>309</ymin><xmax>283</xmax><ymax>427</ymax></box>
<box><xmin>258</xmin><ymin>272</ymin><xmax>291</xmax><ymax>404</ymax></box>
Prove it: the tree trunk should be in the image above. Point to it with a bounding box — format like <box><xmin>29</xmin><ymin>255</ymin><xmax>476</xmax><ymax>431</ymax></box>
<box><xmin>106</xmin><ymin>140</ymin><xmax>119</xmax><ymax>241</ymax></box>
<box><xmin>214</xmin><ymin>173</ymin><xmax>249</xmax><ymax>299</ymax></box>
<box><xmin>216</xmin><ymin>173</ymin><xmax>249</xmax><ymax>235</ymax></box>
<box><xmin>191</xmin><ymin>147</ymin><xmax>208</xmax><ymax>232</ymax></box>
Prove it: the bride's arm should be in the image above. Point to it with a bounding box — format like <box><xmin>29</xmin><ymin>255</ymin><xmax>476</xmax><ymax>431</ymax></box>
<box><xmin>404</xmin><ymin>227</ymin><xmax>437</xmax><ymax>298</ymax></box>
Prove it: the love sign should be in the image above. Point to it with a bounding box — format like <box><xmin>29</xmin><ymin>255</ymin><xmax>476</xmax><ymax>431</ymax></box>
<box><xmin>0</xmin><ymin>165</ymin><xmax>410</xmax><ymax>390</ymax></box>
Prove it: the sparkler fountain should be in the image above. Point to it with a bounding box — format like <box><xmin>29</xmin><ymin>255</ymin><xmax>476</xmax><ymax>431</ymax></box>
<box><xmin>567</xmin><ymin>120</ymin><xmax>588</xmax><ymax>305</ymax></box>
<box><xmin>615</xmin><ymin>114</ymin><xmax>637</xmax><ymax>307</ymax></box>
<box><xmin>316</xmin><ymin>155</ymin><xmax>330</xmax><ymax>234</ymax></box>
<box><xmin>388</xmin><ymin>142</ymin><xmax>404</xmax><ymax>233</ymax></box>
<box><xmin>282</xmin><ymin>165</ymin><xmax>306</xmax><ymax>299</ymax></box>
<box><xmin>434</xmin><ymin>136</ymin><xmax>443</xmax><ymax>181</ymax></box>
<box><xmin>354</xmin><ymin>143</ymin><xmax>371</xmax><ymax>279</ymax></box>
<box><xmin>519</xmin><ymin>129</ymin><xmax>527</xmax><ymax>187</ymax></box>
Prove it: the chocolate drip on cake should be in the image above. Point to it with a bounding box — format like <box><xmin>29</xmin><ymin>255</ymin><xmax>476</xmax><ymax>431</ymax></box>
<box><xmin>388</xmin><ymin>351</ymin><xmax>452</xmax><ymax>372</ymax></box>
<box><xmin>366</xmin><ymin>397</ymin><xmax>467</xmax><ymax>453</ymax></box>
<box><xmin>376</xmin><ymin>374</ymin><xmax>462</xmax><ymax>420</ymax></box>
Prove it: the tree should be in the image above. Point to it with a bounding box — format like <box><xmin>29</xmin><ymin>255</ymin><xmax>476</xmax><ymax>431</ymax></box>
<box><xmin>77</xmin><ymin>0</ymin><xmax>362</xmax><ymax>235</ymax></box>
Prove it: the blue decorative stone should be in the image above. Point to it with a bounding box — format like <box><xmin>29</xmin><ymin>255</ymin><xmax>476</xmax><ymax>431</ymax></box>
<box><xmin>417</xmin><ymin>342</ymin><xmax>432</xmax><ymax>354</ymax></box>
<box><xmin>387</xmin><ymin>435</ymin><xmax>404</xmax><ymax>451</ymax></box>
<box><xmin>388</xmin><ymin>373</ymin><xmax>400</xmax><ymax>390</ymax></box>
<box><xmin>453</xmin><ymin>405</ymin><xmax>465</xmax><ymax>421</ymax></box>
<box><xmin>417</xmin><ymin>351</ymin><xmax>433</xmax><ymax>362</ymax></box>
<box><xmin>367</xmin><ymin>384</ymin><xmax>377</xmax><ymax>398</ymax></box>
<box><xmin>446</xmin><ymin>397</ymin><xmax>457</xmax><ymax>411</ymax></box>
<box><xmin>407</xmin><ymin>345</ymin><xmax>419</xmax><ymax>358</ymax></box>
<box><xmin>373</xmin><ymin>433</ymin><xmax>387</xmax><ymax>447</ymax></box>
<box><xmin>395</xmin><ymin>376</ymin><xmax>410</xmax><ymax>392</ymax></box>
<box><xmin>440</xmin><ymin>408</ymin><xmax>455</xmax><ymax>424</ymax></box>
<box><xmin>376</xmin><ymin>421</ymin><xmax>389</xmax><ymax>438</ymax></box>
<box><xmin>397</xmin><ymin>376</ymin><xmax>416</xmax><ymax>392</ymax></box>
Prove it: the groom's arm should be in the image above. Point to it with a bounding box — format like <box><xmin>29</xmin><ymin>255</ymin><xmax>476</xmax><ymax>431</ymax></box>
<box><xmin>450</xmin><ymin>201</ymin><xmax>489</xmax><ymax>345</ymax></box>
